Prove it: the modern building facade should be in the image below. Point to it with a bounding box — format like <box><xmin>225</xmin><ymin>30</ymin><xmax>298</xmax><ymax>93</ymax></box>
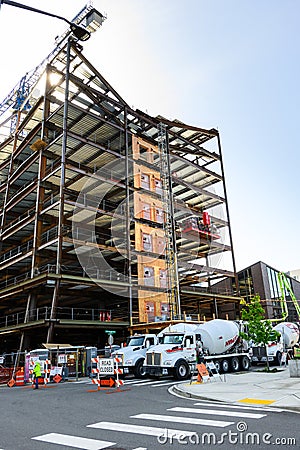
<box><xmin>214</xmin><ymin>261</ymin><xmax>300</xmax><ymax>322</ymax></box>
<box><xmin>0</xmin><ymin>8</ymin><xmax>239</xmax><ymax>352</ymax></box>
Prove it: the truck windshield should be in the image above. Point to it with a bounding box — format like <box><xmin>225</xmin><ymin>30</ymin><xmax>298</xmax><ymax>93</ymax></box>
<box><xmin>162</xmin><ymin>334</ymin><xmax>184</xmax><ymax>344</ymax></box>
<box><xmin>127</xmin><ymin>337</ymin><xmax>144</xmax><ymax>346</ymax></box>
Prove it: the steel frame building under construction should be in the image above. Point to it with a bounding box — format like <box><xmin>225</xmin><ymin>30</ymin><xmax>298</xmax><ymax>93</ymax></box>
<box><xmin>0</xmin><ymin>4</ymin><xmax>240</xmax><ymax>352</ymax></box>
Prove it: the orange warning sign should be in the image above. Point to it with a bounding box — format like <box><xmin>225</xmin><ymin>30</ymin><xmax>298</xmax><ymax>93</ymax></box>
<box><xmin>53</xmin><ymin>374</ymin><xmax>62</xmax><ymax>383</ymax></box>
<box><xmin>197</xmin><ymin>363</ymin><xmax>209</xmax><ymax>383</ymax></box>
<box><xmin>100</xmin><ymin>377</ymin><xmax>115</xmax><ymax>387</ymax></box>
<box><xmin>7</xmin><ymin>378</ymin><xmax>15</xmax><ymax>388</ymax></box>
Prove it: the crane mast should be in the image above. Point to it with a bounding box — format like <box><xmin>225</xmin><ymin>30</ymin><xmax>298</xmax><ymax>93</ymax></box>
<box><xmin>0</xmin><ymin>2</ymin><xmax>106</xmax><ymax>136</ymax></box>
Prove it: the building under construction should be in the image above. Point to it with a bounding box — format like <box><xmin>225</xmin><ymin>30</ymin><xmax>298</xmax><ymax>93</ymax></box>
<box><xmin>0</xmin><ymin>4</ymin><xmax>240</xmax><ymax>352</ymax></box>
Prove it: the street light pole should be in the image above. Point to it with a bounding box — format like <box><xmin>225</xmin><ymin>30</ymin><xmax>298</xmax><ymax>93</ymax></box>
<box><xmin>0</xmin><ymin>0</ymin><xmax>91</xmax><ymax>41</ymax></box>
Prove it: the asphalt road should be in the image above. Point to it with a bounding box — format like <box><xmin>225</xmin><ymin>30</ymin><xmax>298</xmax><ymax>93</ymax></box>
<box><xmin>0</xmin><ymin>376</ymin><xmax>299</xmax><ymax>449</ymax></box>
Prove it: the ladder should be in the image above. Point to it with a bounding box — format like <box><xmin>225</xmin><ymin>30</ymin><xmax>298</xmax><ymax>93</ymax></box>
<box><xmin>157</xmin><ymin>122</ymin><xmax>181</xmax><ymax>319</ymax></box>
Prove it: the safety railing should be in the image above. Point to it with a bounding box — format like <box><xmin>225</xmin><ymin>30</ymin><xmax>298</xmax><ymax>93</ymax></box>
<box><xmin>0</xmin><ymin>306</ymin><xmax>113</xmax><ymax>328</ymax></box>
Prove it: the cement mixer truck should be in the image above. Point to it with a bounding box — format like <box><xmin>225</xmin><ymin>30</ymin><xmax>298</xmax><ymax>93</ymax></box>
<box><xmin>143</xmin><ymin>319</ymin><xmax>250</xmax><ymax>380</ymax></box>
<box><xmin>112</xmin><ymin>333</ymin><xmax>158</xmax><ymax>378</ymax></box>
<box><xmin>250</xmin><ymin>322</ymin><xmax>300</xmax><ymax>365</ymax></box>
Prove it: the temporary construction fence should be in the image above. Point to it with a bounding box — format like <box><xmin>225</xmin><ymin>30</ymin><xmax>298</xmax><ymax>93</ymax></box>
<box><xmin>0</xmin><ymin>366</ymin><xmax>15</xmax><ymax>384</ymax></box>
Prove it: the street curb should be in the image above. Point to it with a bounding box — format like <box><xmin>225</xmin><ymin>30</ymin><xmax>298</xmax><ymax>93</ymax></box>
<box><xmin>169</xmin><ymin>385</ymin><xmax>300</xmax><ymax>414</ymax></box>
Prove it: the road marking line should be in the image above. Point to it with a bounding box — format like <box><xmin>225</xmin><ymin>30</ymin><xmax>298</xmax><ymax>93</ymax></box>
<box><xmin>168</xmin><ymin>407</ymin><xmax>266</xmax><ymax>419</ymax></box>
<box><xmin>121</xmin><ymin>379</ymin><xmax>152</xmax><ymax>385</ymax></box>
<box><xmin>32</xmin><ymin>433</ymin><xmax>115</xmax><ymax>449</ymax></box>
<box><xmin>151</xmin><ymin>381</ymin><xmax>181</xmax><ymax>387</ymax></box>
<box><xmin>131</xmin><ymin>413</ymin><xmax>234</xmax><ymax>428</ymax></box>
<box><xmin>194</xmin><ymin>402</ymin><xmax>283</xmax><ymax>412</ymax></box>
<box><xmin>238</xmin><ymin>398</ymin><xmax>275</xmax><ymax>405</ymax></box>
<box><xmin>87</xmin><ymin>421</ymin><xmax>197</xmax><ymax>439</ymax></box>
<box><xmin>130</xmin><ymin>379</ymin><xmax>172</xmax><ymax>386</ymax></box>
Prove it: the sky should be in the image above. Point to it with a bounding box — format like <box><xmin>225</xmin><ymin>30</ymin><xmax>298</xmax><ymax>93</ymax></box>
<box><xmin>0</xmin><ymin>0</ymin><xmax>299</xmax><ymax>273</ymax></box>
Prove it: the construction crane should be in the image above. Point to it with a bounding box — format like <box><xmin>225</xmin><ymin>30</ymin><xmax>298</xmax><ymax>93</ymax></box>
<box><xmin>0</xmin><ymin>0</ymin><xmax>106</xmax><ymax>367</ymax></box>
<box><xmin>277</xmin><ymin>272</ymin><xmax>300</xmax><ymax>321</ymax></box>
<box><xmin>0</xmin><ymin>1</ymin><xmax>106</xmax><ymax>135</ymax></box>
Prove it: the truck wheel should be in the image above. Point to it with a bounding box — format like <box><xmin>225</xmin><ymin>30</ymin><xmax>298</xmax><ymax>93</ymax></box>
<box><xmin>241</xmin><ymin>356</ymin><xmax>250</xmax><ymax>371</ymax></box>
<box><xmin>134</xmin><ymin>359</ymin><xmax>146</xmax><ymax>378</ymax></box>
<box><xmin>230</xmin><ymin>357</ymin><xmax>239</xmax><ymax>372</ymax></box>
<box><xmin>174</xmin><ymin>360</ymin><xmax>190</xmax><ymax>380</ymax></box>
<box><xmin>221</xmin><ymin>359</ymin><xmax>229</xmax><ymax>373</ymax></box>
<box><xmin>213</xmin><ymin>361</ymin><xmax>221</xmax><ymax>373</ymax></box>
<box><xmin>274</xmin><ymin>352</ymin><xmax>282</xmax><ymax>366</ymax></box>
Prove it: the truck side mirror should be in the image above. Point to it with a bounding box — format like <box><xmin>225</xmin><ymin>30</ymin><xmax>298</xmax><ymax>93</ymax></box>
<box><xmin>185</xmin><ymin>339</ymin><xmax>191</xmax><ymax>347</ymax></box>
<box><xmin>146</xmin><ymin>340</ymin><xmax>150</xmax><ymax>348</ymax></box>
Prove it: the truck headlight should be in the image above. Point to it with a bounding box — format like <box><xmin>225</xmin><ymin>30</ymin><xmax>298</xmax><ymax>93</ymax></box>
<box><xmin>163</xmin><ymin>360</ymin><xmax>172</xmax><ymax>365</ymax></box>
<box><xmin>125</xmin><ymin>359</ymin><xmax>133</xmax><ymax>365</ymax></box>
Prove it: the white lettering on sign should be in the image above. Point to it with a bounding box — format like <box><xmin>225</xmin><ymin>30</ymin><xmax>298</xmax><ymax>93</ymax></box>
<box><xmin>98</xmin><ymin>358</ymin><xmax>114</xmax><ymax>375</ymax></box>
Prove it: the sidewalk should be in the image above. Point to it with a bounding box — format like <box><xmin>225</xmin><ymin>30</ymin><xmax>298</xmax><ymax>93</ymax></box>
<box><xmin>172</xmin><ymin>367</ymin><xmax>300</xmax><ymax>413</ymax></box>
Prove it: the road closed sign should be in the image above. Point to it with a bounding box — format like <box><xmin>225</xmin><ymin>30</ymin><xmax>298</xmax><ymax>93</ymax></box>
<box><xmin>98</xmin><ymin>358</ymin><xmax>114</xmax><ymax>375</ymax></box>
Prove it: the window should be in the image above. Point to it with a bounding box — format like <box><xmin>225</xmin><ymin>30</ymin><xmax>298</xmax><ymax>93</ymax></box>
<box><xmin>141</xmin><ymin>173</ymin><xmax>150</xmax><ymax>190</ymax></box>
<box><xmin>159</xmin><ymin>269</ymin><xmax>167</xmax><ymax>288</ymax></box>
<box><xmin>145</xmin><ymin>337</ymin><xmax>155</xmax><ymax>346</ymax></box>
<box><xmin>161</xmin><ymin>303</ymin><xmax>169</xmax><ymax>314</ymax></box>
<box><xmin>157</xmin><ymin>237</ymin><xmax>165</xmax><ymax>255</ymax></box>
<box><xmin>139</xmin><ymin>145</ymin><xmax>154</xmax><ymax>163</ymax></box>
<box><xmin>160</xmin><ymin>303</ymin><xmax>169</xmax><ymax>320</ymax></box>
<box><xmin>155</xmin><ymin>207</ymin><xmax>164</xmax><ymax>223</ymax></box>
<box><xmin>144</xmin><ymin>266</ymin><xmax>155</xmax><ymax>286</ymax></box>
<box><xmin>142</xmin><ymin>233</ymin><xmax>152</xmax><ymax>252</ymax></box>
<box><xmin>139</xmin><ymin>146</ymin><xmax>148</xmax><ymax>162</ymax></box>
<box><xmin>146</xmin><ymin>302</ymin><xmax>155</xmax><ymax>321</ymax></box>
<box><xmin>142</xmin><ymin>203</ymin><xmax>151</xmax><ymax>220</ymax></box>
<box><xmin>184</xmin><ymin>335</ymin><xmax>194</xmax><ymax>347</ymax></box>
<box><xmin>267</xmin><ymin>266</ymin><xmax>281</xmax><ymax>299</ymax></box>
<box><xmin>154</xmin><ymin>178</ymin><xmax>162</xmax><ymax>195</ymax></box>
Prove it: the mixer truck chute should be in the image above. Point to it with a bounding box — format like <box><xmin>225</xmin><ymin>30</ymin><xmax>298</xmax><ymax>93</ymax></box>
<box><xmin>143</xmin><ymin>319</ymin><xmax>250</xmax><ymax>380</ymax></box>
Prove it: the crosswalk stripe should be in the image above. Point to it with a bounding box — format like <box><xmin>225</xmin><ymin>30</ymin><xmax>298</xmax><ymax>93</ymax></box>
<box><xmin>151</xmin><ymin>381</ymin><xmax>181</xmax><ymax>387</ymax></box>
<box><xmin>87</xmin><ymin>421</ymin><xmax>197</xmax><ymax>439</ymax></box>
<box><xmin>130</xmin><ymin>379</ymin><xmax>172</xmax><ymax>386</ymax></box>
<box><xmin>32</xmin><ymin>433</ymin><xmax>115</xmax><ymax>449</ymax></box>
<box><xmin>121</xmin><ymin>379</ymin><xmax>152</xmax><ymax>385</ymax></box>
<box><xmin>194</xmin><ymin>402</ymin><xmax>283</xmax><ymax>412</ymax></box>
<box><xmin>168</xmin><ymin>407</ymin><xmax>266</xmax><ymax>419</ymax></box>
<box><xmin>131</xmin><ymin>413</ymin><xmax>234</xmax><ymax>428</ymax></box>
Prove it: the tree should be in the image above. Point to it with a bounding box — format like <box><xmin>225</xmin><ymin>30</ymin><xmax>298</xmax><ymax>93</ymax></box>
<box><xmin>239</xmin><ymin>294</ymin><xmax>280</xmax><ymax>372</ymax></box>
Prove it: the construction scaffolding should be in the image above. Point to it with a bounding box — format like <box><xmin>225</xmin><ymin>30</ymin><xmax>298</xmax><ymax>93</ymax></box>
<box><xmin>0</xmin><ymin>5</ymin><xmax>241</xmax><ymax>351</ymax></box>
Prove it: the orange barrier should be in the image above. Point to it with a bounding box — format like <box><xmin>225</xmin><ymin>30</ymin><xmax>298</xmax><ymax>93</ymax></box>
<box><xmin>15</xmin><ymin>369</ymin><xmax>25</xmax><ymax>386</ymax></box>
